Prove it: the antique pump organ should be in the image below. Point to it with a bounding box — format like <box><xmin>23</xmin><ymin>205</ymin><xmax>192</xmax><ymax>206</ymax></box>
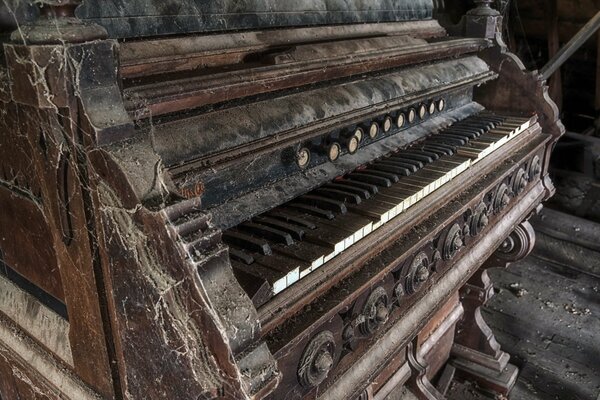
<box><xmin>0</xmin><ymin>0</ymin><xmax>563</xmax><ymax>399</ymax></box>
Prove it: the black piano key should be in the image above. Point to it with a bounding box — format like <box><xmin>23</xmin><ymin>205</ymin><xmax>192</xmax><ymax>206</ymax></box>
<box><xmin>429</xmin><ymin>159</ymin><xmax>463</xmax><ymax>171</ymax></box>
<box><xmin>333</xmin><ymin>179</ymin><xmax>379</xmax><ymax>195</ymax></box>
<box><xmin>451</xmin><ymin>123</ymin><xmax>486</xmax><ymax>134</ymax></box>
<box><xmin>394</xmin><ymin>178</ymin><xmax>427</xmax><ymax>193</ymax></box>
<box><xmin>347</xmin><ymin>172</ymin><xmax>392</xmax><ymax>187</ymax></box>
<box><xmin>413</xmin><ymin>149</ymin><xmax>440</xmax><ymax>160</ymax></box>
<box><xmin>393</xmin><ymin>150</ymin><xmax>434</xmax><ymax>164</ymax></box>
<box><xmin>399</xmin><ymin>149</ymin><xmax>438</xmax><ymax>162</ymax></box>
<box><xmin>223</xmin><ymin>231</ymin><xmax>273</xmax><ymax>255</ymax></box>
<box><xmin>301</xmin><ymin>222</ymin><xmax>350</xmax><ymax>251</ymax></box>
<box><xmin>314</xmin><ymin>188</ymin><xmax>362</xmax><ymax>204</ymax></box>
<box><xmin>463</xmin><ymin>141</ymin><xmax>490</xmax><ymax>151</ymax></box>
<box><xmin>475</xmin><ymin>113</ymin><xmax>505</xmax><ymax>123</ymax></box>
<box><xmin>268</xmin><ymin>210</ymin><xmax>317</xmax><ymax>229</ymax></box>
<box><xmin>233</xmin><ymin>261</ymin><xmax>282</xmax><ymax>283</ymax></box>
<box><xmin>231</xmin><ymin>262</ymin><xmax>273</xmax><ymax>308</ymax></box>
<box><xmin>318</xmin><ymin>211</ymin><xmax>373</xmax><ymax>235</ymax></box>
<box><xmin>347</xmin><ymin>200</ymin><xmax>392</xmax><ymax>222</ymax></box>
<box><xmin>470</xmin><ymin>135</ymin><xmax>501</xmax><ymax>146</ymax></box>
<box><xmin>380</xmin><ymin>185</ymin><xmax>415</xmax><ymax>199</ymax></box>
<box><xmin>254</xmin><ymin>216</ymin><xmax>305</xmax><ymax>240</ymax></box>
<box><xmin>424</xmin><ymin>140</ymin><xmax>456</xmax><ymax>151</ymax></box>
<box><xmin>461</xmin><ymin>119</ymin><xmax>496</xmax><ymax>130</ymax></box>
<box><xmin>286</xmin><ymin>203</ymin><xmax>335</xmax><ymax>220</ymax></box>
<box><xmin>428</xmin><ymin>135</ymin><xmax>467</xmax><ymax>146</ymax></box>
<box><xmin>422</xmin><ymin>144</ymin><xmax>454</xmax><ymax>155</ymax></box>
<box><xmin>387</xmin><ymin>156</ymin><xmax>423</xmax><ymax>169</ymax></box>
<box><xmin>411</xmin><ymin>168</ymin><xmax>445</xmax><ymax>181</ymax></box>
<box><xmin>371</xmin><ymin>162</ymin><xmax>411</xmax><ymax>176</ymax></box>
<box><xmin>323</xmin><ymin>183</ymin><xmax>371</xmax><ymax>200</ymax></box>
<box><xmin>275</xmin><ymin>241</ymin><xmax>331</xmax><ymax>265</ymax></box>
<box><xmin>422</xmin><ymin>163</ymin><xmax>453</xmax><ymax>175</ymax></box>
<box><xmin>360</xmin><ymin>169</ymin><xmax>400</xmax><ymax>183</ymax></box>
<box><xmin>439</xmin><ymin>132</ymin><xmax>473</xmax><ymax>143</ymax></box>
<box><xmin>377</xmin><ymin>159</ymin><xmax>418</xmax><ymax>173</ymax></box>
<box><xmin>239</xmin><ymin>222</ymin><xmax>294</xmax><ymax>245</ymax></box>
<box><xmin>419</xmin><ymin>145</ymin><xmax>449</xmax><ymax>157</ymax></box>
<box><xmin>254</xmin><ymin>252</ymin><xmax>307</xmax><ymax>276</ymax></box>
<box><xmin>444</xmin><ymin>128</ymin><xmax>479</xmax><ymax>139</ymax></box>
<box><xmin>297</xmin><ymin>195</ymin><xmax>347</xmax><ymax>214</ymax></box>
<box><xmin>229</xmin><ymin>248</ymin><xmax>255</xmax><ymax>265</ymax></box>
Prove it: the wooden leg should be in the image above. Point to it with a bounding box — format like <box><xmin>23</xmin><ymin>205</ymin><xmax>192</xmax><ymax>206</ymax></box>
<box><xmin>407</xmin><ymin>340</ymin><xmax>445</xmax><ymax>400</ymax></box>
<box><xmin>451</xmin><ymin>221</ymin><xmax>535</xmax><ymax>395</ymax></box>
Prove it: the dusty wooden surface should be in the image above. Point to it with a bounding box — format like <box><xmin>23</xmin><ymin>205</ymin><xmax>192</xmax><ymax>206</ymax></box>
<box><xmin>444</xmin><ymin>220</ymin><xmax>600</xmax><ymax>400</ymax></box>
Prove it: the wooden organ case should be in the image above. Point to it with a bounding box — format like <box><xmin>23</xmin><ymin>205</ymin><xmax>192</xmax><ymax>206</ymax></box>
<box><xmin>0</xmin><ymin>1</ymin><xmax>564</xmax><ymax>399</ymax></box>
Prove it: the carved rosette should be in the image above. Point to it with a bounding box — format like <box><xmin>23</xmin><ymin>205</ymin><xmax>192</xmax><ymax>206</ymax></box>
<box><xmin>402</xmin><ymin>252</ymin><xmax>431</xmax><ymax>296</ymax></box>
<box><xmin>360</xmin><ymin>287</ymin><xmax>390</xmax><ymax>335</ymax></box>
<box><xmin>298</xmin><ymin>331</ymin><xmax>336</xmax><ymax>388</ymax></box>
<box><xmin>495</xmin><ymin>221</ymin><xmax>536</xmax><ymax>263</ymax></box>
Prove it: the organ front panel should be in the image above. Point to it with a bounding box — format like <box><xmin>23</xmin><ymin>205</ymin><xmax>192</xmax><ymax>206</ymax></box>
<box><xmin>0</xmin><ymin>1</ymin><xmax>563</xmax><ymax>399</ymax></box>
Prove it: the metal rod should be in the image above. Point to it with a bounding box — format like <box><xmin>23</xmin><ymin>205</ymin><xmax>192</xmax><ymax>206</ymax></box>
<box><xmin>540</xmin><ymin>10</ymin><xmax>600</xmax><ymax>81</ymax></box>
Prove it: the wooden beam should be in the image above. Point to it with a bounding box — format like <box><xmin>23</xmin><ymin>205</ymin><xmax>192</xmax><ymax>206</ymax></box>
<box><xmin>595</xmin><ymin>0</ymin><xmax>600</xmax><ymax>113</ymax></box>
<box><xmin>546</xmin><ymin>0</ymin><xmax>563</xmax><ymax>110</ymax></box>
<box><xmin>540</xmin><ymin>10</ymin><xmax>600</xmax><ymax>80</ymax></box>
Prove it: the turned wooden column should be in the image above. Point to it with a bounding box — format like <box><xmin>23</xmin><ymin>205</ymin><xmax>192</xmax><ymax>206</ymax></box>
<box><xmin>451</xmin><ymin>221</ymin><xmax>535</xmax><ymax>395</ymax></box>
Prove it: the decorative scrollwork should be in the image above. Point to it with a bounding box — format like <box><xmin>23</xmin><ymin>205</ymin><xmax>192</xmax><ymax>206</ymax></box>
<box><xmin>495</xmin><ymin>221</ymin><xmax>536</xmax><ymax>262</ymax></box>
<box><xmin>360</xmin><ymin>287</ymin><xmax>389</xmax><ymax>335</ymax></box>
<box><xmin>492</xmin><ymin>183</ymin><xmax>511</xmax><ymax>213</ymax></box>
<box><xmin>511</xmin><ymin>168</ymin><xmax>528</xmax><ymax>195</ymax></box>
<box><xmin>298</xmin><ymin>331</ymin><xmax>336</xmax><ymax>388</ymax></box>
<box><xmin>528</xmin><ymin>155</ymin><xmax>541</xmax><ymax>181</ymax></box>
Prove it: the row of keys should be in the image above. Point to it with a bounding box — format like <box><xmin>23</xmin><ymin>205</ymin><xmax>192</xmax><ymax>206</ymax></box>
<box><xmin>228</xmin><ymin>112</ymin><xmax>533</xmax><ymax>305</ymax></box>
<box><xmin>296</xmin><ymin>98</ymin><xmax>446</xmax><ymax>167</ymax></box>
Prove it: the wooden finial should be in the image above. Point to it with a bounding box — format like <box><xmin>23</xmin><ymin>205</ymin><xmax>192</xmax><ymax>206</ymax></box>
<box><xmin>467</xmin><ymin>0</ymin><xmax>501</xmax><ymax>16</ymax></box>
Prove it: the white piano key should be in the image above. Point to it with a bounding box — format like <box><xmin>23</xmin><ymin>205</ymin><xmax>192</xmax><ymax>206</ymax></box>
<box><xmin>362</xmin><ymin>222</ymin><xmax>373</xmax><ymax>236</ymax></box>
<box><xmin>344</xmin><ymin>234</ymin><xmax>355</xmax><ymax>248</ymax></box>
<box><xmin>310</xmin><ymin>256</ymin><xmax>324</xmax><ymax>271</ymax></box>
<box><xmin>286</xmin><ymin>268</ymin><xmax>300</xmax><ymax>286</ymax></box>
<box><xmin>273</xmin><ymin>278</ymin><xmax>287</xmax><ymax>295</ymax></box>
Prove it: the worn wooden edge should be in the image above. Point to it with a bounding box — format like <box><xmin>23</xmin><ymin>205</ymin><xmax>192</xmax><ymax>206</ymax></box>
<box><xmin>0</xmin><ymin>276</ymin><xmax>73</xmax><ymax>366</ymax></box>
<box><xmin>119</xmin><ymin>20</ymin><xmax>447</xmax><ymax>76</ymax></box>
<box><xmin>373</xmin><ymin>362</ymin><xmax>412</xmax><ymax>400</ymax></box>
<box><xmin>419</xmin><ymin>303</ymin><xmax>464</xmax><ymax>357</ymax></box>
<box><xmin>123</xmin><ymin>39</ymin><xmax>491</xmax><ymax>117</ymax></box>
<box><xmin>0</xmin><ymin>313</ymin><xmax>101</xmax><ymax>400</ymax></box>
<box><xmin>318</xmin><ymin>182</ymin><xmax>546</xmax><ymax>400</ymax></box>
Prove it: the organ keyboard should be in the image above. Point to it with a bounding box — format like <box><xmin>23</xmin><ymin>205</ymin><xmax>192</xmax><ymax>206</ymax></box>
<box><xmin>0</xmin><ymin>1</ymin><xmax>564</xmax><ymax>400</ymax></box>
<box><xmin>227</xmin><ymin>113</ymin><xmax>533</xmax><ymax>300</ymax></box>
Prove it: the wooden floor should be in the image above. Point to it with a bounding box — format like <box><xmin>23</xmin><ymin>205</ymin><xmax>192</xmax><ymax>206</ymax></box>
<box><xmin>447</xmin><ymin>248</ymin><xmax>600</xmax><ymax>399</ymax></box>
